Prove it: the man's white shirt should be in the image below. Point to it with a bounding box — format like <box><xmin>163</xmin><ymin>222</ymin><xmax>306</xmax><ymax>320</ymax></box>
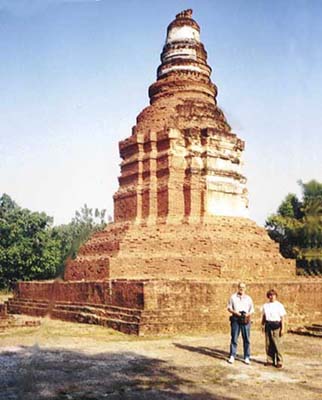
<box><xmin>262</xmin><ymin>301</ymin><xmax>286</xmax><ymax>321</ymax></box>
<box><xmin>227</xmin><ymin>293</ymin><xmax>254</xmax><ymax>314</ymax></box>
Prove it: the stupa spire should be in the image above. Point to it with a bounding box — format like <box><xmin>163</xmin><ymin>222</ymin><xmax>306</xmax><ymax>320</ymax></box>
<box><xmin>149</xmin><ymin>9</ymin><xmax>215</xmax><ymax>107</ymax></box>
<box><xmin>157</xmin><ymin>10</ymin><xmax>211</xmax><ymax>81</ymax></box>
<box><xmin>165</xmin><ymin>9</ymin><xmax>200</xmax><ymax>45</ymax></box>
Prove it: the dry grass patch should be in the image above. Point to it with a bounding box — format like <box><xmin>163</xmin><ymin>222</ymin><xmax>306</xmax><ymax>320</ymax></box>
<box><xmin>0</xmin><ymin>289</ymin><xmax>12</xmax><ymax>302</ymax></box>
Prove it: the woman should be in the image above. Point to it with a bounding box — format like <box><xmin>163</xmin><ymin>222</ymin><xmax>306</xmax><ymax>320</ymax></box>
<box><xmin>261</xmin><ymin>289</ymin><xmax>286</xmax><ymax>368</ymax></box>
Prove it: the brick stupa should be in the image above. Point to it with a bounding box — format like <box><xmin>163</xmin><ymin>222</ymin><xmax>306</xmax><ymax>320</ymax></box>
<box><xmin>9</xmin><ymin>10</ymin><xmax>322</xmax><ymax>334</ymax></box>
<box><xmin>64</xmin><ymin>9</ymin><xmax>292</xmax><ymax>282</ymax></box>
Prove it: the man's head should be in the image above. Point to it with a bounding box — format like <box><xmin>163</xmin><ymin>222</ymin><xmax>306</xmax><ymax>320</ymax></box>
<box><xmin>266</xmin><ymin>289</ymin><xmax>277</xmax><ymax>302</ymax></box>
<box><xmin>237</xmin><ymin>282</ymin><xmax>246</xmax><ymax>295</ymax></box>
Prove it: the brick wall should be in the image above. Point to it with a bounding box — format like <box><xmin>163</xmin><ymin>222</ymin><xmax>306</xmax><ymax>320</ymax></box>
<box><xmin>10</xmin><ymin>278</ymin><xmax>322</xmax><ymax>335</ymax></box>
<box><xmin>142</xmin><ymin>280</ymin><xmax>322</xmax><ymax>332</ymax></box>
<box><xmin>15</xmin><ymin>280</ymin><xmax>145</xmax><ymax>309</ymax></box>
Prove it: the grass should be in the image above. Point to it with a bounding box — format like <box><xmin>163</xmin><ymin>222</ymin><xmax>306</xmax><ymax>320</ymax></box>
<box><xmin>0</xmin><ymin>317</ymin><xmax>174</xmax><ymax>346</ymax></box>
<box><xmin>0</xmin><ymin>289</ymin><xmax>13</xmax><ymax>302</ymax></box>
<box><xmin>0</xmin><ymin>312</ymin><xmax>191</xmax><ymax>345</ymax></box>
<box><xmin>0</xmin><ymin>318</ymin><xmax>131</xmax><ymax>343</ymax></box>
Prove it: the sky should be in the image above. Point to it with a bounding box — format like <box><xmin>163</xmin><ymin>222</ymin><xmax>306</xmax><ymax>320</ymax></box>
<box><xmin>1</xmin><ymin>0</ymin><xmax>321</xmax><ymax>226</ymax></box>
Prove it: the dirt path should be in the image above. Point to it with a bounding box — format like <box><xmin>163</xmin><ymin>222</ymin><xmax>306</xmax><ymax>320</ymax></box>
<box><xmin>0</xmin><ymin>318</ymin><xmax>321</xmax><ymax>399</ymax></box>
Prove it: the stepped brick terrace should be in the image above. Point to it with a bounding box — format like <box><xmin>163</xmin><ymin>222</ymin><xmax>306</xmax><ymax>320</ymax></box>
<box><xmin>8</xmin><ymin>10</ymin><xmax>322</xmax><ymax>335</ymax></box>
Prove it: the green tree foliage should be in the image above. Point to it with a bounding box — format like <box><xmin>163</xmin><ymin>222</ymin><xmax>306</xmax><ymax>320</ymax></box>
<box><xmin>0</xmin><ymin>194</ymin><xmax>61</xmax><ymax>289</ymax></box>
<box><xmin>266</xmin><ymin>180</ymin><xmax>322</xmax><ymax>273</ymax></box>
<box><xmin>0</xmin><ymin>194</ymin><xmax>108</xmax><ymax>289</ymax></box>
<box><xmin>51</xmin><ymin>204</ymin><xmax>107</xmax><ymax>275</ymax></box>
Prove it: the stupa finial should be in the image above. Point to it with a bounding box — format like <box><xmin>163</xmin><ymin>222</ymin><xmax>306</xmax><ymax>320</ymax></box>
<box><xmin>175</xmin><ymin>9</ymin><xmax>193</xmax><ymax>19</ymax></box>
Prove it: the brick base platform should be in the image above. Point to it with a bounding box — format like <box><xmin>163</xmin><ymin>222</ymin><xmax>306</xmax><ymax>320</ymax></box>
<box><xmin>8</xmin><ymin>279</ymin><xmax>322</xmax><ymax>335</ymax></box>
<box><xmin>64</xmin><ymin>218</ymin><xmax>295</xmax><ymax>282</ymax></box>
<box><xmin>0</xmin><ymin>301</ymin><xmax>41</xmax><ymax>330</ymax></box>
<box><xmin>0</xmin><ymin>302</ymin><xmax>8</xmax><ymax>319</ymax></box>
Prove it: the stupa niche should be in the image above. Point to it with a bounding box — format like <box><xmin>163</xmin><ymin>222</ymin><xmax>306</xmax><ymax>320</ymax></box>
<box><xmin>114</xmin><ymin>9</ymin><xmax>248</xmax><ymax>224</ymax></box>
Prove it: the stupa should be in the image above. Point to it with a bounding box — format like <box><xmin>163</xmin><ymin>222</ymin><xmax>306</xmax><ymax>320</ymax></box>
<box><xmin>64</xmin><ymin>9</ymin><xmax>292</xmax><ymax>282</ymax></box>
<box><xmin>8</xmin><ymin>10</ymin><xmax>322</xmax><ymax>335</ymax></box>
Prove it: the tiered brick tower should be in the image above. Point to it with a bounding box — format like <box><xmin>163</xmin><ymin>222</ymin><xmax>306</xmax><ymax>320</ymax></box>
<box><xmin>114</xmin><ymin>9</ymin><xmax>248</xmax><ymax>224</ymax></box>
<box><xmin>9</xmin><ymin>10</ymin><xmax>322</xmax><ymax>335</ymax></box>
<box><xmin>64</xmin><ymin>9</ymin><xmax>294</xmax><ymax>282</ymax></box>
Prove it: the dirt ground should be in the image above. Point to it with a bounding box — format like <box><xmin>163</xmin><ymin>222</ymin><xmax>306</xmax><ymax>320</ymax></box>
<box><xmin>0</xmin><ymin>317</ymin><xmax>321</xmax><ymax>400</ymax></box>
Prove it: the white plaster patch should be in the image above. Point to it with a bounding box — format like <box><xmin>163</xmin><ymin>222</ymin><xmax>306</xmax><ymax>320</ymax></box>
<box><xmin>167</xmin><ymin>26</ymin><xmax>200</xmax><ymax>43</ymax></box>
<box><xmin>206</xmin><ymin>190</ymin><xmax>249</xmax><ymax>218</ymax></box>
<box><xmin>163</xmin><ymin>47</ymin><xmax>197</xmax><ymax>62</ymax></box>
<box><xmin>208</xmin><ymin>158</ymin><xmax>241</xmax><ymax>173</ymax></box>
<box><xmin>159</xmin><ymin>65</ymin><xmax>202</xmax><ymax>76</ymax></box>
<box><xmin>207</xmin><ymin>174</ymin><xmax>244</xmax><ymax>185</ymax></box>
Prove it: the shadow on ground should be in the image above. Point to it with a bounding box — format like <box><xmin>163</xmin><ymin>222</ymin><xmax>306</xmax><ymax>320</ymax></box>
<box><xmin>0</xmin><ymin>345</ymin><xmax>234</xmax><ymax>400</ymax></box>
<box><xmin>174</xmin><ymin>344</ymin><xmax>266</xmax><ymax>365</ymax></box>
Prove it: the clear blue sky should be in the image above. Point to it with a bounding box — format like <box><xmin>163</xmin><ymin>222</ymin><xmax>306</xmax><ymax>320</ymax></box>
<box><xmin>1</xmin><ymin>0</ymin><xmax>321</xmax><ymax>226</ymax></box>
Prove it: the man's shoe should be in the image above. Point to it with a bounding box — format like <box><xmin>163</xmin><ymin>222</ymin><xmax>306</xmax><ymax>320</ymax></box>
<box><xmin>227</xmin><ymin>356</ymin><xmax>235</xmax><ymax>364</ymax></box>
<box><xmin>244</xmin><ymin>357</ymin><xmax>250</xmax><ymax>365</ymax></box>
<box><xmin>276</xmin><ymin>363</ymin><xmax>283</xmax><ymax>369</ymax></box>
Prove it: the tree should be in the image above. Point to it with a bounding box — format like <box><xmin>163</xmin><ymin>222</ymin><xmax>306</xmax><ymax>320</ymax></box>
<box><xmin>0</xmin><ymin>194</ymin><xmax>108</xmax><ymax>289</ymax></box>
<box><xmin>51</xmin><ymin>204</ymin><xmax>107</xmax><ymax>275</ymax></box>
<box><xmin>266</xmin><ymin>180</ymin><xmax>322</xmax><ymax>273</ymax></box>
<box><xmin>0</xmin><ymin>194</ymin><xmax>61</xmax><ymax>289</ymax></box>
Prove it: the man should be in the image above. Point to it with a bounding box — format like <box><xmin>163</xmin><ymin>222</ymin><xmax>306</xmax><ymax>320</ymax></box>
<box><xmin>227</xmin><ymin>282</ymin><xmax>254</xmax><ymax>364</ymax></box>
<box><xmin>261</xmin><ymin>289</ymin><xmax>286</xmax><ymax>368</ymax></box>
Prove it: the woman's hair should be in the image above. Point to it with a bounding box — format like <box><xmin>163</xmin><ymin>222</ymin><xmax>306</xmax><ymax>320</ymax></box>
<box><xmin>266</xmin><ymin>289</ymin><xmax>278</xmax><ymax>298</ymax></box>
